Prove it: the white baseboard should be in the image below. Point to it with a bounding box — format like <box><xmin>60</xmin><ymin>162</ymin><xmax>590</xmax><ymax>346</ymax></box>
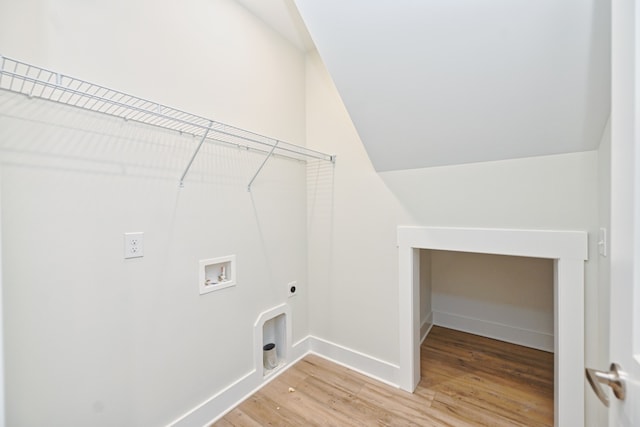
<box><xmin>433</xmin><ymin>311</ymin><xmax>553</xmax><ymax>352</ymax></box>
<box><xmin>167</xmin><ymin>368</ymin><xmax>257</xmax><ymax>427</ymax></box>
<box><xmin>308</xmin><ymin>336</ymin><xmax>400</xmax><ymax>388</ymax></box>
<box><xmin>169</xmin><ymin>337</ymin><xmax>310</xmax><ymax>427</ymax></box>
<box><xmin>168</xmin><ymin>335</ymin><xmax>401</xmax><ymax>426</ymax></box>
<box><xmin>420</xmin><ymin>312</ymin><xmax>433</xmax><ymax>344</ymax></box>
<box><xmin>289</xmin><ymin>335</ymin><xmax>312</xmax><ymax>362</ymax></box>
<box><xmin>169</xmin><ymin>312</ymin><xmax>550</xmax><ymax>427</ymax></box>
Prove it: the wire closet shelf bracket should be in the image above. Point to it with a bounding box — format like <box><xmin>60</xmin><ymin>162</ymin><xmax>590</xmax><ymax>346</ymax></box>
<box><xmin>0</xmin><ymin>55</ymin><xmax>336</xmax><ymax>191</ymax></box>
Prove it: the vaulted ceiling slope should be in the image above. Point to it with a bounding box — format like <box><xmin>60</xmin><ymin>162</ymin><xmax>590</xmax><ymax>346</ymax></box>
<box><xmin>295</xmin><ymin>0</ymin><xmax>610</xmax><ymax>171</ymax></box>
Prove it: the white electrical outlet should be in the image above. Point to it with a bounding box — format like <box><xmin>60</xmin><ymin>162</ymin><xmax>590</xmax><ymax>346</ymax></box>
<box><xmin>287</xmin><ymin>281</ymin><xmax>297</xmax><ymax>297</ymax></box>
<box><xmin>124</xmin><ymin>232</ymin><xmax>144</xmax><ymax>259</ymax></box>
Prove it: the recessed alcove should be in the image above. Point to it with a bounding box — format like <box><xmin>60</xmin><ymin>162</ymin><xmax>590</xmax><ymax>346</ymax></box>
<box><xmin>262</xmin><ymin>314</ymin><xmax>286</xmax><ymax>375</ymax></box>
<box><xmin>254</xmin><ymin>304</ymin><xmax>291</xmax><ymax>378</ymax></box>
<box><xmin>397</xmin><ymin>227</ymin><xmax>588</xmax><ymax>427</ymax></box>
<box><xmin>421</xmin><ymin>249</ymin><xmax>555</xmax><ymax>352</ymax></box>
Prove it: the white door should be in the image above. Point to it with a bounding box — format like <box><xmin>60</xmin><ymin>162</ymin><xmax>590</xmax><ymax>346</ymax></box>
<box><xmin>588</xmin><ymin>0</ymin><xmax>640</xmax><ymax>425</ymax></box>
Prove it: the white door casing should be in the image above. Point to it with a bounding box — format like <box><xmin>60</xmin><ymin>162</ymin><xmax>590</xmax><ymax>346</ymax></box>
<box><xmin>397</xmin><ymin>226</ymin><xmax>587</xmax><ymax>427</ymax></box>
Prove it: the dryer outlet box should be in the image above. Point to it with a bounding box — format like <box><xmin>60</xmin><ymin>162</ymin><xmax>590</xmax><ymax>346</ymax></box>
<box><xmin>287</xmin><ymin>281</ymin><xmax>297</xmax><ymax>297</ymax></box>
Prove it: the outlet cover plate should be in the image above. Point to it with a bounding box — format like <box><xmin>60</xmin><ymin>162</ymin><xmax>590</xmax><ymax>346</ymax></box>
<box><xmin>124</xmin><ymin>232</ymin><xmax>144</xmax><ymax>259</ymax></box>
<box><xmin>287</xmin><ymin>281</ymin><xmax>297</xmax><ymax>297</ymax></box>
<box><xmin>598</xmin><ymin>227</ymin><xmax>607</xmax><ymax>257</ymax></box>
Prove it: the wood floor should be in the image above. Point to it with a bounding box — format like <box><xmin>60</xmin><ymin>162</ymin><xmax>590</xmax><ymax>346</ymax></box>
<box><xmin>214</xmin><ymin>326</ymin><xmax>554</xmax><ymax>426</ymax></box>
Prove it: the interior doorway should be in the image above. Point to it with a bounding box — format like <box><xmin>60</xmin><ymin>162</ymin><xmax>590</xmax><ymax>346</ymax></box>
<box><xmin>420</xmin><ymin>250</ymin><xmax>554</xmax><ymax>352</ymax></box>
<box><xmin>397</xmin><ymin>226</ymin><xmax>587</xmax><ymax>427</ymax></box>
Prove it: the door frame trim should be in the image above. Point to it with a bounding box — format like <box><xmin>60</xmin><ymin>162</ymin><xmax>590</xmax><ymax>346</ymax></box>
<box><xmin>397</xmin><ymin>226</ymin><xmax>588</xmax><ymax>427</ymax></box>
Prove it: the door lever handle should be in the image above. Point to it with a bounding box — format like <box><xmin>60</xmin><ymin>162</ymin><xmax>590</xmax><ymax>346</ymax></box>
<box><xmin>585</xmin><ymin>363</ymin><xmax>626</xmax><ymax>407</ymax></box>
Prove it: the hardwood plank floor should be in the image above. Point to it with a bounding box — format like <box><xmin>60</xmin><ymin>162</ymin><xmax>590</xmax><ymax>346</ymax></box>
<box><xmin>214</xmin><ymin>326</ymin><xmax>554</xmax><ymax>426</ymax></box>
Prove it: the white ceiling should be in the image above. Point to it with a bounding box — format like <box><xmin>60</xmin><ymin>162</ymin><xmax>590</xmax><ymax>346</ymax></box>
<box><xmin>238</xmin><ymin>0</ymin><xmax>611</xmax><ymax>172</ymax></box>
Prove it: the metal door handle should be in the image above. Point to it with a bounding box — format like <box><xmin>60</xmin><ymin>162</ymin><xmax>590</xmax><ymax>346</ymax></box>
<box><xmin>585</xmin><ymin>363</ymin><xmax>626</xmax><ymax>407</ymax></box>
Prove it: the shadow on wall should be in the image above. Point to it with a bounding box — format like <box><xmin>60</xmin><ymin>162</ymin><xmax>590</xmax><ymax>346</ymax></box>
<box><xmin>0</xmin><ymin>89</ymin><xmax>310</xmax><ymax>426</ymax></box>
<box><xmin>0</xmin><ymin>91</ymin><xmax>263</xmax><ymax>186</ymax></box>
<box><xmin>306</xmin><ymin>158</ymin><xmax>336</xmax><ymax>329</ymax></box>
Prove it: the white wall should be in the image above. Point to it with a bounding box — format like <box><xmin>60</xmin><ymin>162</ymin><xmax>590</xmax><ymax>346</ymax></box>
<box><xmin>306</xmin><ymin>49</ymin><xmax>601</xmax><ymax>424</ymax></box>
<box><xmin>0</xmin><ymin>0</ymin><xmax>304</xmax><ymax>140</ymax></box>
<box><xmin>0</xmin><ymin>1</ymin><xmax>308</xmax><ymax>426</ymax></box>
<box><xmin>305</xmin><ymin>51</ymin><xmax>413</xmax><ymax>363</ymax></box>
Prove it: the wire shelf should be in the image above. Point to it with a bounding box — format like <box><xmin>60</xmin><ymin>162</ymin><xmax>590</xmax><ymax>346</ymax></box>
<box><xmin>0</xmin><ymin>55</ymin><xmax>335</xmax><ymax>188</ymax></box>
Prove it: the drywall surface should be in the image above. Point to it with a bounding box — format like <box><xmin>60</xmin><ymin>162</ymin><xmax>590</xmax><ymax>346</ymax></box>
<box><xmin>0</xmin><ymin>1</ymin><xmax>308</xmax><ymax>426</ymax></box>
<box><xmin>380</xmin><ymin>152</ymin><xmax>598</xmax><ymax>231</ymax></box>
<box><xmin>305</xmin><ymin>51</ymin><xmax>412</xmax><ymax>363</ymax></box>
<box><xmin>431</xmin><ymin>251</ymin><xmax>554</xmax><ymax>351</ymax></box>
<box><xmin>0</xmin><ymin>0</ymin><xmax>304</xmax><ymax>142</ymax></box>
<box><xmin>306</xmin><ymin>49</ymin><xmax>599</xmax><ymax>406</ymax></box>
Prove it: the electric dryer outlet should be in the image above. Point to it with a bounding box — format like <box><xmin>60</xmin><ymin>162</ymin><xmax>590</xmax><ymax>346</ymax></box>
<box><xmin>287</xmin><ymin>281</ymin><xmax>297</xmax><ymax>297</ymax></box>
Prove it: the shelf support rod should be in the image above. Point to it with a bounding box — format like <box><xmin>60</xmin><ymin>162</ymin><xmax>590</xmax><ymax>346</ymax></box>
<box><xmin>247</xmin><ymin>140</ymin><xmax>279</xmax><ymax>192</ymax></box>
<box><xmin>179</xmin><ymin>121</ymin><xmax>213</xmax><ymax>188</ymax></box>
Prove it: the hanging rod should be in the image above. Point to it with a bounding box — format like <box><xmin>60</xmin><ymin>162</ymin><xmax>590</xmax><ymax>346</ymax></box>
<box><xmin>0</xmin><ymin>55</ymin><xmax>336</xmax><ymax>188</ymax></box>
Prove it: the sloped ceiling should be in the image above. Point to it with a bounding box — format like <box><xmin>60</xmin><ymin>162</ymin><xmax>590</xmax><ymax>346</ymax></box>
<box><xmin>238</xmin><ymin>0</ymin><xmax>610</xmax><ymax>172</ymax></box>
